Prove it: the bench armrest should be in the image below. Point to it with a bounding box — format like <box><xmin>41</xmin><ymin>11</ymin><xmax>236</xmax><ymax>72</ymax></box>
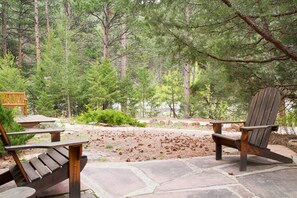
<box><xmin>5</xmin><ymin>140</ymin><xmax>88</xmax><ymax>151</ymax></box>
<box><xmin>240</xmin><ymin>125</ymin><xmax>278</xmax><ymax>132</ymax></box>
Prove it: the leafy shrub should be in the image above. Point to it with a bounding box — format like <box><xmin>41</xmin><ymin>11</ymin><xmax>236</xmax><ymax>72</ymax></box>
<box><xmin>77</xmin><ymin>109</ymin><xmax>146</xmax><ymax>127</ymax></box>
<box><xmin>0</xmin><ymin>105</ymin><xmax>34</xmax><ymax>155</ymax></box>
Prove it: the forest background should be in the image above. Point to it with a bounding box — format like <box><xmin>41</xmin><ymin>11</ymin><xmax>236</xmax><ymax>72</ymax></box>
<box><xmin>0</xmin><ymin>0</ymin><xmax>296</xmax><ymax>126</ymax></box>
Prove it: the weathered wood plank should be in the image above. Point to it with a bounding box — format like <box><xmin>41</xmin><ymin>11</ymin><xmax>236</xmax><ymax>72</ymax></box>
<box><xmin>47</xmin><ymin>149</ymin><xmax>68</xmax><ymax>166</ymax></box>
<box><xmin>55</xmin><ymin>147</ymin><xmax>69</xmax><ymax>158</ymax></box>
<box><xmin>30</xmin><ymin>157</ymin><xmax>51</xmax><ymax>177</ymax></box>
<box><xmin>22</xmin><ymin>162</ymin><xmax>40</xmax><ymax>182</ymax></box>
<box><xmin>38</xmin><ymin>153</ymin><xmax>60</xmax><ymax>171</ymax></box>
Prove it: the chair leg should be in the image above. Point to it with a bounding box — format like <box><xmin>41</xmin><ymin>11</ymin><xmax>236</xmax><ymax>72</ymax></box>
<box><xmin>240</xmin><ymin>151</ymin><xmax>247</xmax><ymax>171</ymax></box>
<box><xmin>69</xmin><ymin>145</ymin><xmax>82</xmax><ymax>198</ymax></box>
<box><xmin>216</xmin><ymin>143</ymin><xmax>222</xmax><ymax>160</ymax></box>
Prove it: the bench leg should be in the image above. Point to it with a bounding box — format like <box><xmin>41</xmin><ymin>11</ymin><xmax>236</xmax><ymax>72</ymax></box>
<box><xmin>69</xmin><ymin>145</ymin><xmax>82</xmax><ymax>198</ymax></box>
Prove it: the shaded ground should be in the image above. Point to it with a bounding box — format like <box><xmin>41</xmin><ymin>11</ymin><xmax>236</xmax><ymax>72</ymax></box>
<box><xmin>0</xmin><ymin>117</ymin><xmax>296</xmax><ymax>168</ymax></box>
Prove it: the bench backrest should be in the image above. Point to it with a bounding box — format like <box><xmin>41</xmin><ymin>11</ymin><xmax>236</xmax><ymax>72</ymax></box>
<box><xmin>245</xmin><ymin>87</ymin><xmax>281</xmax><ymax>148</ymax></box>
<box><xmin>0</xmin><ymin>92</ymin><xmax>28</xmax><ymax>116</ymax></box>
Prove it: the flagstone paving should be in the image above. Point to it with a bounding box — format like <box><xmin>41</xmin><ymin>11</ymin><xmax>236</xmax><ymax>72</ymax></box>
<box><xmin>0</xmin><ymin>145</ymin><xmax>296</xmax><ymax>198</ymax></box>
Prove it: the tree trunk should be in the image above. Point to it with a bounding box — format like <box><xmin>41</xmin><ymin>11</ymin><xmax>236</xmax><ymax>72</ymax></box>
<box><xmin>17</xmin><ymin>27</ymin><xmax>22</xmax><ymax>69</ymax></box>
<box><xmin>171</xmin><ymin>87</ymin><xmax>177</xmax><ymax>118</ymax></box>
<box><xmin>45</xmin><ymin>0</ymin><xmax>50</xmax><ymax>38</ymax></box>
<box><xmin>103</xmin><ymin>3</ymin><xmax>111</xmax><ymax>59</ymax></box>
<box><xmin>120</xmin><ymin>22</ymin><xmax>127</xmax><ymax>79</ymax></box>
<box><xmin>183</xmin><ymin>3</ymin><xmax>190</xmax><ymax>118</ymax></box>
<box><xmin>2</xmin><ymin>1</ymin><xmax>8</xmax><ymax>57</ymax></box>
<box><xmin>183</xmin><ymin>62</ymin><xmax>190</xmax><ymax>118</ymax></box>
<box><xmin>67</xmin><ymin>95</ymin><xmax>71</xmax><ymax>118</ymax></box>
<box><xmin>64</xmin><ymin>0</ymin><xmax>72</xmax><ymax>118</ymax></box>
<box><xmin>34</xmin><ymin>0</ymin><xmax>41</xmax><ymax>65</ymax></box>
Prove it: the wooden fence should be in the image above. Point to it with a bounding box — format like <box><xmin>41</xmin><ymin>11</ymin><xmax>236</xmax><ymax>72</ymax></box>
<box><xmin>0</xmin><ymin>92</ymin><xmax>28</xmax><ymax>116</ymax></box>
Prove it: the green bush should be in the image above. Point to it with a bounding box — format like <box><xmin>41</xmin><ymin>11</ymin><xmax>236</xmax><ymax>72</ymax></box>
<box><xmin>76</xmin><ymin>109</ymin><xmax>146</xmax><ymax>127</ymax></box>
<box><xmin>0</xmin><ymin>105</ymin><xmax>34</xmax><ymax>155</ymax></box>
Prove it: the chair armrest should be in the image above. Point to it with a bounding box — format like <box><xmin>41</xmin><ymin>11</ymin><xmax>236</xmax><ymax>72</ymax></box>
<box><xmin>6</xmin><ymin>128</ymin><xmax>65</xmax><ymax>136</ymax></box>
<box><xmin>210</xmin><ymin>121</ymin><xmax>245</xmax><ymax>124</ymax></box>
<box><xmin>240</xmin><ymin>125</ymin><xmax>278</xmax><ymax>132</ymax></box>
<box><xmin>211</xmin><ymin>121</ymin><xmax>245</xmax><ymax>134</ymax></box>
<box><xmin>5</xmin><ymin>140</ymin><xmax>88</xmax><ymax>151</ymax></box>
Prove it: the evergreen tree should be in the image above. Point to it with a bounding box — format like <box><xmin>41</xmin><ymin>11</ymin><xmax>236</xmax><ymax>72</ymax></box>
<box><xmin>0</xmin><ymin>52</ymin><xmax>26</xmax><ymax>91</ymax></box>
<box><xmin>86</xmin><ymin>59</ymin><xmax>119</xmax><ymax>110</ymax></box>
<box><xmin>157</xmin><ymin>68</ymin><xmax>183</xmax><ymax>118</ymax></box>
<box><xmin>30</xmin><ymin>19</ymin><xmax>82</xmax><ymax>117</ymax></box>
<box><xmin>135</xmin><ymin>66</ymin><xmax>159</xmax><ymax>117</ymax></box>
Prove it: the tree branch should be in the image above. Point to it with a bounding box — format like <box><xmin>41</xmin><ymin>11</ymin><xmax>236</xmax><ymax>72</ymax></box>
<box><xmin>221</xmin><ymin>0</ymin><xmax>297</xmax><ymax>62</ymax></box>
<box><xmin>162</xmin><ymin>24</ymin><xmax>289</xmax><ymax>64</ymax></box>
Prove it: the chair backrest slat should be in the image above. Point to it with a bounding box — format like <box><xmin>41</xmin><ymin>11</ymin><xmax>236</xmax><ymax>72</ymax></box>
<box><xmin>245</xmin><ymin>87</ymin><xmax>281</xmax><ymax>148</ymax></box>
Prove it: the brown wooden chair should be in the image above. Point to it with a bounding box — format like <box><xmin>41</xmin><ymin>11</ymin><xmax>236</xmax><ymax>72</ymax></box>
<box><xmin>0</xmin><ymin>124</ymin><xmax>88</xmax><ymax>198</ymax></box>
<box><xmin>212</xmin><ymin>87</ymin><xmax>293</xmax><ymax>171</ymax></box>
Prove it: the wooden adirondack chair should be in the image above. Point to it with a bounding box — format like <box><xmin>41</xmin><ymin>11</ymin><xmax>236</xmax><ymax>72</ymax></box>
<box><xmin>212</xmin><ymin>87</ymin><xmax>293</xmax><ymax>171</ymax></box>
<box><xmin>0</xmin><ymin>124</ymin><xmax>88</xmax><ymax>198</ymax></box>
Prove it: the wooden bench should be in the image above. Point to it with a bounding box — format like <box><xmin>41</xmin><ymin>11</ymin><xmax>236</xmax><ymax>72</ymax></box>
<box><xmin>0</xmin><ymin>92</ymin><xmax>28</xmax><ymax>116</ymax></box>
<box><xmin>16</xmin><ymin>115</ymin><xmax>56</xmax><ymax>129</ymax></box>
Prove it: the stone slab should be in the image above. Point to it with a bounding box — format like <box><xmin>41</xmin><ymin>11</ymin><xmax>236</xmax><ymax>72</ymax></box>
<box><xmin>228</xmin><ymin>184</ymin><xmax>254</xmax><ymax>198</ymax></box>
<box><xmin>82</xmin><ymin>166</ymin><xmax>146</xmax><ymax>197</ymax></box>
<box><xmin>220</xmin><ymin>156</ymin><xmax>281</xmax><ymax>176</ymax></box>
<box><xmin>134</xmin><ymin>160</ymin><xmax>192</xmax><ymax>183</ymax></box>
<box><xmin>186</xmin><ymin>156</ymin><xmax>239</xmax><ymax>169</ymax></box>
<box><xmin>268</xmin><ymin>144</ymin><xmax>297</xmax><ymax>158</ymax></box>
<box><xmin>223</xmin><ymin>148</ymin><xmax>239</xmax><ymax>154</ymax></box>
<box><xmin>156</xmin><ymin>170</ymin><xmax>236</xmax><ymax>191</ymax></box>
<box><xmin>132</xmin><ymin>188</ymin><xmax>238</xmax><ymax>198</ymax></box>
<box><xmin>237</xmin><ymin>168</ymin><xmax>297</xmax><ymax>198</ymax></box>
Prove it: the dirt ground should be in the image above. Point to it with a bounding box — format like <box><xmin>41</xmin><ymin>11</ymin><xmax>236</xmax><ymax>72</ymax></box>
<box><xmin>0</xmin><ymin>118</ymin><xmax>296</xmax><ymax>168</ymax></box>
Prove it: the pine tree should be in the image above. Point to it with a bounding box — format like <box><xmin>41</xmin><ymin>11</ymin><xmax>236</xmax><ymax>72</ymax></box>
<box><xmin>86</xmin><ymin>59</ymin><xmax>119</xmax><ymax>110</ymax></box>
<box><xmin>0</xmin><ymin>52</ymin><xmax>26</xmax><ymax>91</ymax></box>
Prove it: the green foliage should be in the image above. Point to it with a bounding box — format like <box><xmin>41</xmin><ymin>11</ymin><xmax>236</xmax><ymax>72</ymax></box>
<box><xmin>135</xmin><ymin>67</ymin><xmax>159</xmax><ymax>117</ymax></box>
<box><xmin>30</xmin><ymin>20</ymin><xmax>84</xmax><ymax>117</ymax></box>
<box><xmin>0</xmin><ymin>105</ymin><xmax>33</xmax><ymax>155</ymax></box>
<box><xmin>0</xmin><ymin>52</ymin><xmax>26</xmax><ymax>91</ymax></box>
<box><xmin>118</xmin><ymin>70</ymin><xmax>139</xmax><ymax>116</ymax></box>
<box><xmin>190</xmin><ymin>64</ymin><xmax>238</xmax><ymax>120</ymax></box>
<box><xmin>157</xmin><ymin>68</ymin><xmax>183</xmax><ymax>118</ymax></box>
<box><xmin>86</xmin><ymin>59</ymin><xmax>119</xmax><ymax>109</ymax></box>
<box><xmin>76</xmin><ymin>108</ymin><xmax>146</xmax><ymax>127</ymax></box>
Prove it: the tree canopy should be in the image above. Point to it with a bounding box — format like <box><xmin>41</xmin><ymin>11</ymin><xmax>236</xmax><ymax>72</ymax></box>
<box><xmin>0</xmin><ymin>0</ymin><xmax>296</xmax><ymax>121</ymax></box>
